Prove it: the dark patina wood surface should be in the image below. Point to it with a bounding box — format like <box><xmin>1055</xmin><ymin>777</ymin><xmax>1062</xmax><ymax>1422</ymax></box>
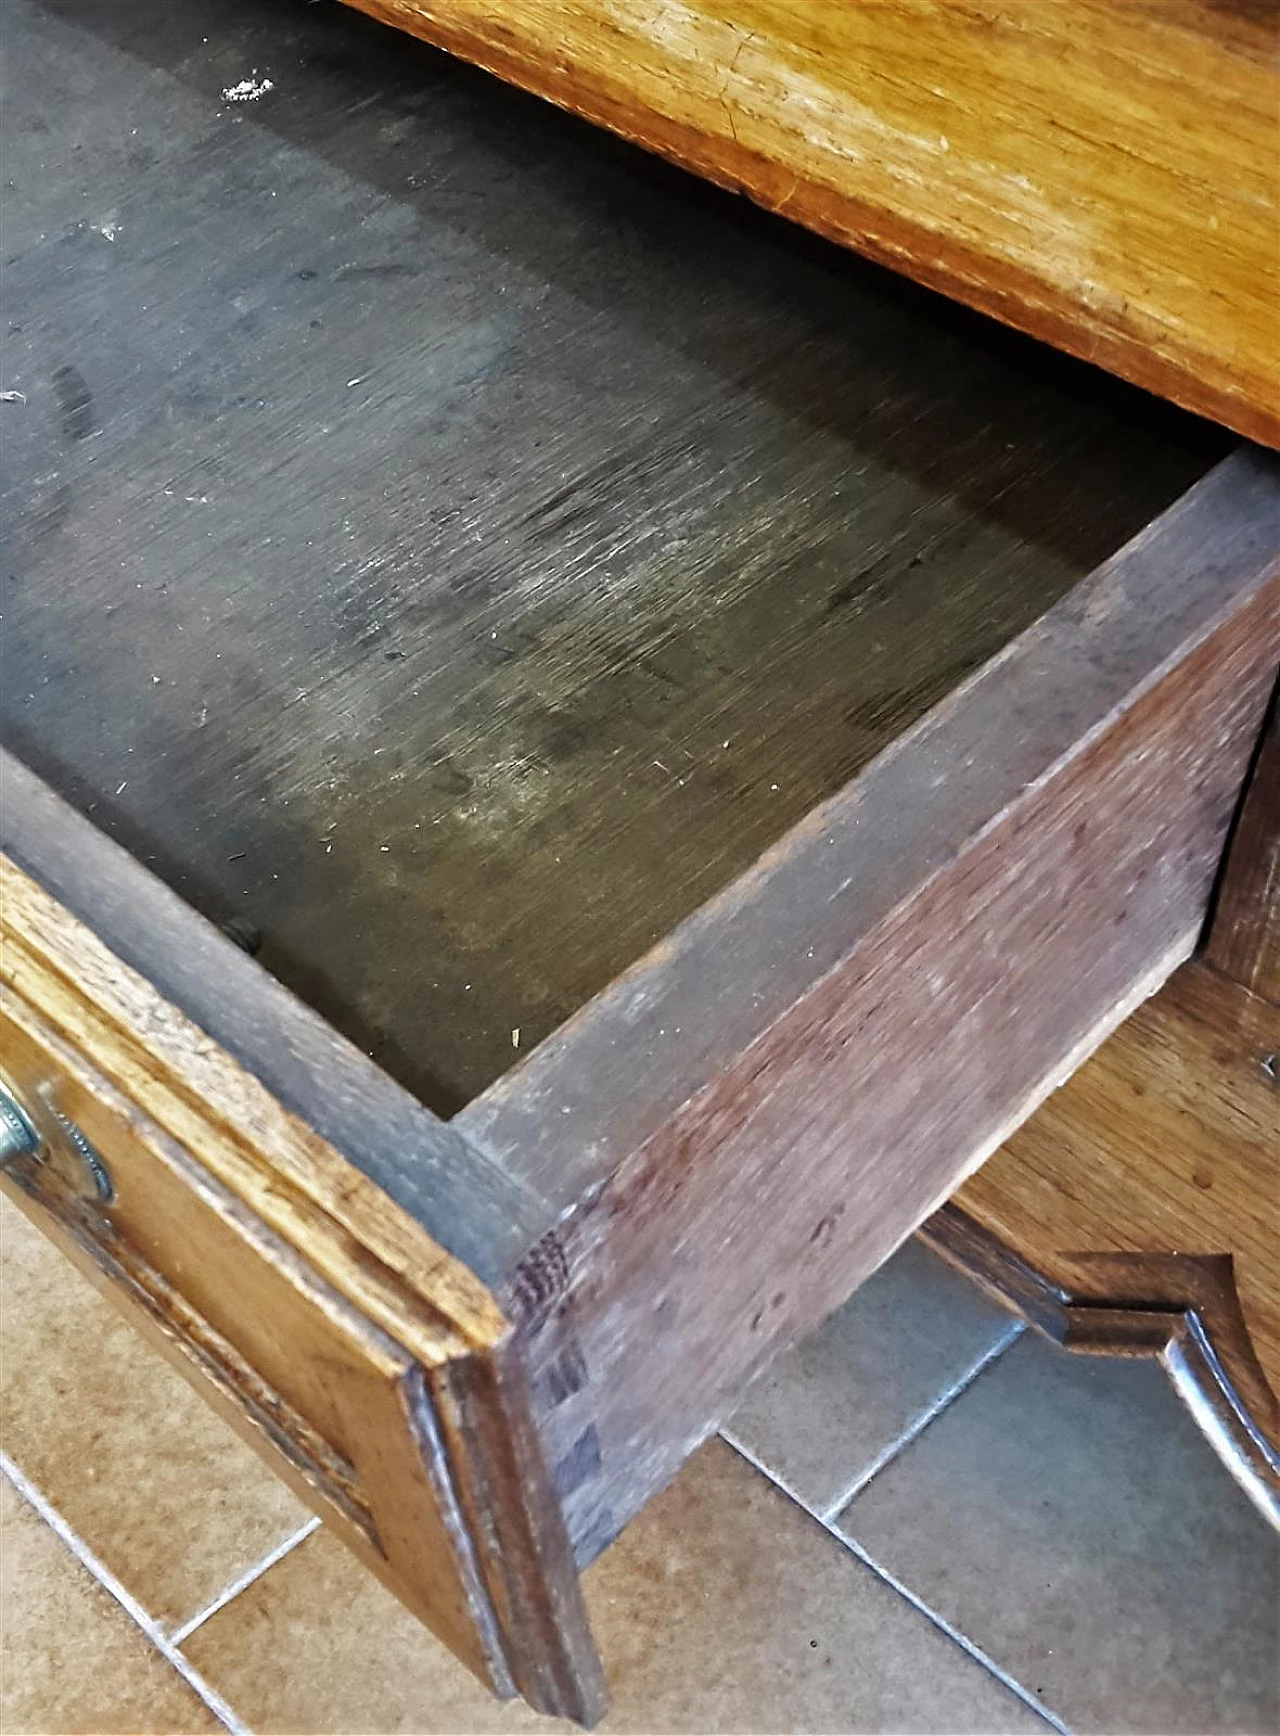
<box><xmin>2</xmin><ymin>0</ymin><xmax>1225</xmax><ymax>1114</ymax></box>
<box><xmin>462</xmin><ymin>457</ymin><xmax>1279</xmax><ymax>1560</ymax></box>
<box><xmin>1205</xmin><ymin>699</ymin><xmax>1280</xmax><ymax>1004</ymax></box>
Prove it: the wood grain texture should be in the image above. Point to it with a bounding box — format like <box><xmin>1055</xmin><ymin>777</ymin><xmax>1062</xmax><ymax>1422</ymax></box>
<box><xmin>3</xmin><ymin>0</ymin><xmax>1225</xmax><ymax>1113</ymax></box>
<box><xmin>0</xmin><ymin>860</ymin><xmax>603</xmax><ymax>1723</ymax></box>
<box><xmin>928</xmin><ymin>960</ymin><xmax>1279</xmax><ymax>1525</ymax></box>
<box><xmin>1205</xmin><ymin>693</ymin><xmax>1280</xmax><ymax>1003</ymax></box>
<box><xmin>463</xmin><ymin>452</ymin><xmax>1280</xmax><ymax>1564</ymax></box>
<box><xmin>341</xmin><ymin>0</ymin><xmax>1280</xmax><ymax>444</ymax></box>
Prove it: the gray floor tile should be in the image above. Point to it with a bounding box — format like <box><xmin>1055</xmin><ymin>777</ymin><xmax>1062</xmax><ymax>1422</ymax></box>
<box><xmin>724</xmin><ymin>1239</ymin><xmax>1018</xmax><ymax>1515</ymax></box>
<box><xmin>836</xmin><ymin>1331</ymin><xmax>1279</xmax><ymax>1735</ymax></box>
<box><xmin>185</xmin><ymin>1439</ymin><xmax>1051</xmax><ymax>1734</ymax></box>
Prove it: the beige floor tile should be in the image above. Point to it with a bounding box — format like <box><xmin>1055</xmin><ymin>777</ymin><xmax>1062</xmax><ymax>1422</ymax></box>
<box><xmin>725</xmin><ymin>1239</ymin><xmax>1019</xmax><ymax>1514</ymax></box>
<box><xmin>0</xmin><ymin>1475</ymin><xmax>222</xmax><ymax>1734</ymax></box>
<box><xmin>184</xmin><ymin>1438</ymin><xmax>1048</xmax><ymax>1735</ymax></box>
<box><xmin>0</xmin><ymin>1192</ymin><xmax>311</xmax><ymax>1632</ymax></box>
<box><xmin>838</xmin><ymin>1331</ymin><xmax>1280</xmax><ymax>1734</ymax></box>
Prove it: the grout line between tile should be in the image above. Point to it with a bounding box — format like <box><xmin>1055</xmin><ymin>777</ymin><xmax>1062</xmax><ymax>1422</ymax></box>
<box><xmin>833</xmin><ymin>1526</ymin><xmax>1075</xmax><ymax>1736</ymax></box>
<box><xmin>721</xmin><ymin>1432</ymin><xmax>1073</xmax><ymax>1736</ymax></box>
<box><xmin>0</xmin><ymin>1448</ymin><xmax>252</xmax><ymax>1736</ymax></box>
<box><xmin>816</xmin><ymin>1316</ymin><xmax>1025</xmax><ymax>1519</ymax></box>
<box><xmin>167</xmin><ymin>1515</ymin><xmax>322</xmax><ymax>1646</ymax></box>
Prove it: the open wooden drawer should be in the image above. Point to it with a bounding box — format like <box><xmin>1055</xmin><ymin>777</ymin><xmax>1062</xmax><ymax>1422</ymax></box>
<box><xmin>1</xmin><ymin>0</ymin><xmax>1277</xmax><ymax>1722</ymax></box>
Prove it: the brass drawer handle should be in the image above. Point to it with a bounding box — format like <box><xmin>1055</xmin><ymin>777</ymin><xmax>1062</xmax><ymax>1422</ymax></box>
<box><xmin>0</xmin><ymin>1077</ymin><xmax>113</xmax><ymax>1200</ymax></box>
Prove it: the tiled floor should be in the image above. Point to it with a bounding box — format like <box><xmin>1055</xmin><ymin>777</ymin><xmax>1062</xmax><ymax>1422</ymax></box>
<box><xmin>2</xmin><ymin>1190</ymin><xmax>1276</xmax><ymax>1735</ymax></box>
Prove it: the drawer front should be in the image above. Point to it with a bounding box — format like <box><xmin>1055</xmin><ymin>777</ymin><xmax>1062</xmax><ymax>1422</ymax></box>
<box><xmin>0</xmin><ymin>856</ymin><xmax>602</xmax><ymax>1723</ymax></box>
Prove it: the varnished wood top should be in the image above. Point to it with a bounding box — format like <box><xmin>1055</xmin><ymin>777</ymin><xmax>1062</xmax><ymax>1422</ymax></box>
<box><xmin>347</xmin><ymin>0</ymin><xmax>1280</xmax><ymax>443</ymax></box>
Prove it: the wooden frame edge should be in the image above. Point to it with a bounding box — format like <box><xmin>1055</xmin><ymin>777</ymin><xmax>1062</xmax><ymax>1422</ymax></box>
<box><xmin>920</xmin><ymin>1206</ymin><xmax>1280</xmax><ymax>1528</ymax></box>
